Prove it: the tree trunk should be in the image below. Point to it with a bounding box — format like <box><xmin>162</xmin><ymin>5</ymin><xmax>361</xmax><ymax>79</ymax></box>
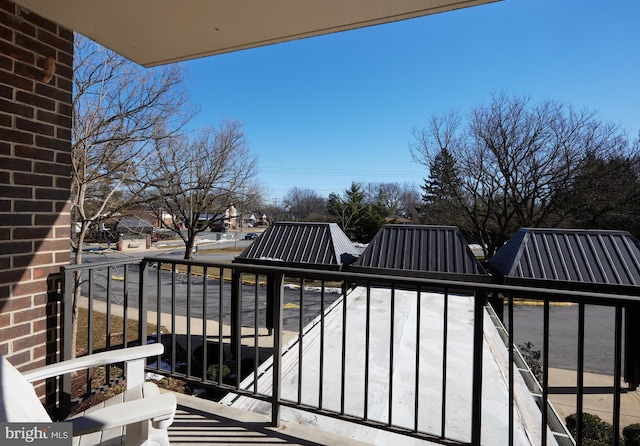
<box><xmin>70</xmin><ymin>225</ymin><xmax>88</xmax><ymax>359</ymax></box>
<box><xmin>184</xmin><ymin>234</ymin><xmax>195</xmax><ymax>260</ymax></box>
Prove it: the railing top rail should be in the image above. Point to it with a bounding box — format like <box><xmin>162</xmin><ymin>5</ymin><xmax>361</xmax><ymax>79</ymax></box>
<box><xmin>145</xmin><ymin>256</ymin><xmax>640</xmax><ymax>305</ymax></box>
<box><xmin>63</xmin><ymin>255</ymin><xmax>640</xmax><ymax>306</ymax></box>
<box><xmin>63</xmin><ymin>257</ymin><xmax>142</xmax><ymax>272</ymax></box>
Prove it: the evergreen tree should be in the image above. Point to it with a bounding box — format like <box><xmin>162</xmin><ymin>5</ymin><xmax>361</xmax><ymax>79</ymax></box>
<box><xmin>328</xmin><ymin>182</ymin><xmax>384</xmax><ymax>242</ymax></box>
<box><xmin>419</xmin><ymin>148</ymin><xmax>470</xmax><ymax>236</ymax></box>
<box><xmin>361</xmin><ymin>188</ymin><xmax>387</xmax><ymax>241</ymax></box>
<box><xmin>559</xmin><ymin>152</ymin><xmax>640</xmax><ymax>236</ymax></box>
<box><xmin>421</xmin><ymin>147</ymin><xmax>461</xmax><ymax>208</ymax></box>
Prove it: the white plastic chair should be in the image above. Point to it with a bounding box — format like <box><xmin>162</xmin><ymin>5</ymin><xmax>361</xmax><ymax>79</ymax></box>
<box><xmin>0</xmin><ymin>344</ymin><xmax>176</xmax><ymax>446</ymax></box>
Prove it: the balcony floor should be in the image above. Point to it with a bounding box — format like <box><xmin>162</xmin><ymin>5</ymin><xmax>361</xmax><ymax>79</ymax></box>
<box><xmin>168</xmin><ymin>392</ymin><xmax>371</xmax><ymax>446</ymax></box>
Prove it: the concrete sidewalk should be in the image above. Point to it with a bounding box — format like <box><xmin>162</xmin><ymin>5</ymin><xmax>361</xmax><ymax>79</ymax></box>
<box><xmin>549</xmin><ymin>367</ymin><xmax>640</xmax><ymax>428</ymax></box>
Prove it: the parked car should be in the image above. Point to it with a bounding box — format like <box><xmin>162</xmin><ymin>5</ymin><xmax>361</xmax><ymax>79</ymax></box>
<box><xmin>210</xmin><ymin>226</ymin><xmax>227</xmax><ymax>232</ymax></box>
<box><xmin>244</xmin><ymin>232</ymin><xmax>258</xmax><ymax>240</ymax></box>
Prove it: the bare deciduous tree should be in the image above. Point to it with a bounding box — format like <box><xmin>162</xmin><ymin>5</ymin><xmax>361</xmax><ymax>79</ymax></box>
<box><xmin>140</xmin><ymin>120</ymin><xmax>257</xmax><ymax>259</ymax></box>
<box><xmin>411</xmin><ymin>93</ymin><xmax>628</xmax><ymax>256</ymax></box>
<box><xmin>369</xmin><ymin>182</ymin><xmax>420</xmax><ymax>219</ymax></box>
<box><xmin>281</xmin><ymin>187</ymin><xmax>328</xmax><ymax>221</ymax></box>
<box><xmin>70</xmin><ymin>35</ymin><xmax>191</xmax><ymax>355</ymax></box>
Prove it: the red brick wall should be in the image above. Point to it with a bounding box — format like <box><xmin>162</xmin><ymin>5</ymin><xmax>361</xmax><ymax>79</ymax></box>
<box><xmin>0</xmin><ymin>0</ymin><xmax>72</xmax><ymax>372</ymax></box>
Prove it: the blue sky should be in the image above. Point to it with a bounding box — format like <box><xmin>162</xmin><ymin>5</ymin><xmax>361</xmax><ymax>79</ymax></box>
<box><xmin>183</xmin><ymin>0</ymin><xmax>639</xmax><ymax>203</ymax></box>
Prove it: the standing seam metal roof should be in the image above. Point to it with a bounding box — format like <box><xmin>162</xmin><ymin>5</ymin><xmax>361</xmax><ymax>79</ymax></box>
<box><xmin>347</xmin><ymin>225</ymin><xmax>486</xmax><ymax>278</ymax></box>
<box><xmin>234</xmin><ymin>222</ymin><xmax>359</xmax><ymax>270</ymax></box>
<box><xmin>488</xmin><ymin>228</ymin><xmax>640</xmax><ymax>286</ymax></box>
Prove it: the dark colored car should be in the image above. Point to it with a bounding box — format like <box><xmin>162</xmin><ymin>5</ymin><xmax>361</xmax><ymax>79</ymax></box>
<box><xmin>244</xmin><ymin>232</ymin><xmax>258</xmax><ymax>240</ymax></box>
<box><xmin>210</xmin><ymin>226</ymin><xmax>227</xmax><ymax>232</ymax></box>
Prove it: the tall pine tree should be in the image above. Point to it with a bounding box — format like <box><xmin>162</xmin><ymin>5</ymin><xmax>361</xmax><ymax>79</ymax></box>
<box><xmin>420</xmin><ymin>148</ymin><xmax>464</xmax><ymax>225</ymax></box>
<box><xmin>329</xmin><ymin>182</ymin><xmax>385</xmax><ymax>242</ymax></box>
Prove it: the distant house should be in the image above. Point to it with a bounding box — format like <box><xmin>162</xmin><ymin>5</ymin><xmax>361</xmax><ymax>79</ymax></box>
<box><xmin>198</xmin><ymin>212</ymin><xmax>226</xmax><ymax>230</ymax></box>
<box><xmin>384</xmin><ymin>215</ymin><xmax>412</xmax><ymax>224</ymax></box>
<box><xmin>159</xmin><ymin>211</ymin><xmax>174</xmax><ymax>227</ymax></box>
<box><xmin>243</xmin><ymin>213</ymin><xmax>257</xmax><ymax>227</ymax></box>
<box><xmin>226</xmin><ymin>204</ymin><xmax>237</xmax><ymax>228</ymax></box>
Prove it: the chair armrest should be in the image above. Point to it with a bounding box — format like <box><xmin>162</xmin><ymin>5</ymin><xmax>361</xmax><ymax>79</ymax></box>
<box><xmin>68</xmin><ymin>392</ymin><xmax>176</xmax><ymax>436</ymax></box>
<box><xmin>22</xmin><ymin>344</ymin><xmax>164</xmax><ymax>383</ymax></box>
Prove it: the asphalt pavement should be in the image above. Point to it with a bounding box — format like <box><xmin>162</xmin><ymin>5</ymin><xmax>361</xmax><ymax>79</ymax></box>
<box><xmin>79</xmin><ymin>233</ymin><xmax>341</xmax><ymax>335</ymax></box>
<box><xmin>508</xmin><ymin>304</ymin><xmax>618</xmax><ymax>375</ymax></box>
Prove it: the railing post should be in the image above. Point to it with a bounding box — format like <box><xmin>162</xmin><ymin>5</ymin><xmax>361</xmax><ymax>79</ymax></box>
<box><xmin>266</xmin><ymin>275</ymin><xmax>274</xmax><ymax>335</ymax></box>
<box><xmin>138</xmin><ymin>259</ymin><xmax>148</xmax><ymax>346</ymax></box>
<box><xmin>613</xmin><ymin>305</ymin><xmax>623</xmax><ymax>446</ymax></box>
<box><xmin>576</xmin><ymin>302</ymin><xmax>585</xmax><ymax>445</ymax></box>
<box><xmin>471</xmin><ymin>291</ymin><xmax>486</xmax><ymax>445</ymax></box>
<box><xmin>45</xmin><ymin>272</ymin><xmax>62</xmax><ymax>411</ymax></box>
<box><xmin>487</xmin><ymin>291</ymin><xmax>504</xmax><ymax>322</ymax></box>
<box><xmin>624</xmin><ymin>304</ymin><xmax>640</xmax><ymax>389</ymax></box>
<box><xmin>60</xmin><ymin>266</ymin><xmax>74</xmax><ymax>418</ymax></box>
<box><xmin>231</xmin><ymin>270</ymin><xmax>242</xmax><ymax>362</ymax></box>
<box><xmin>271</xmin><ymin>273</ymin><xmax>284</xmax><ymax>427</ymax></box>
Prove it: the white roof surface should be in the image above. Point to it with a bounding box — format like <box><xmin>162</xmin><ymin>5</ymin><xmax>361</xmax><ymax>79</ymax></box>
<box><xmin>223</xmin><ymin>287</ymin><xmax>557</xmax><ymax>445</ymax></box>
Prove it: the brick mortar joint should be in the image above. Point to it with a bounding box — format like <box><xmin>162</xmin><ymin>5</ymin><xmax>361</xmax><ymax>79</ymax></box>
<box><xmin>12</xmin><ymin>32</ymin><xmax>72</xmax><ymax>56</ymax></box>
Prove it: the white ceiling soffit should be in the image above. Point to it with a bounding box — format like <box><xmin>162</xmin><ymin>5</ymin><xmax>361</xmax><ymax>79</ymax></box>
<box><xmin>14</xmin><ymin>0</ymin><xmax>497</xmax><ymax>67</ymax></box>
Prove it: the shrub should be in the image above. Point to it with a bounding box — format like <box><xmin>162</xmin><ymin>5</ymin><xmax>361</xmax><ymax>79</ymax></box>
<box><xmin>157</xmin><ymin>377</ymin><xmax>192</xmax><ymax>394</ymax></box>
<box><xmin>565</xmin><ymin>413</ymin><xmax>620</xmax><ymax>446</ymax></box>
<box><xmin>624</xmin><ymin>423</ymin><xmax>640</xmax><ymax>446</ymax></box>
<box><xmin>207</xmin><ymin>364</ymin><xmax>231</xmax><ymax>382</ymax></box>
<box><xmin>518</xmin><ymin>341</ymin><xmax>542</xmax><ymax>383</ymax></box>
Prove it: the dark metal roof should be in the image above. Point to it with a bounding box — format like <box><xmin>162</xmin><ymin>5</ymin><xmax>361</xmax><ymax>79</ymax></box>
<box><xmin>488</xmin><ymin>228</ymin><xmax>640</xmax><ymax>286</ymax></box>
<box><xmin>115</xmin><ymin>217</ymin><xmax>153</xmax><ymax>233</ymax></box>
<box><xmin>234</xmin><ymin>222</ymin><xmax>359</xmax><ymax>270</ymax></box>
<box><xmin>347</xmin><ymin>225</ymin><xmax>486</xmax><ymax>279</ymax></box>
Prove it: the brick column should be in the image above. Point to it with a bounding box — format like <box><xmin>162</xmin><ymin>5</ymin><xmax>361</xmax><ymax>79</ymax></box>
<box><xmin>0</xmin><ymin>0</ymin><xmax>73</xmax><ymax>372</ymax></box>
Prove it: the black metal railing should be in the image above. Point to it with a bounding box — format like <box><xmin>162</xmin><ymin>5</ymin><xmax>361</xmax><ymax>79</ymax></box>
<box><xmin>58</xmin><ymin>256</ymin><xmax>640</xmax><ymax>446</ymax></box>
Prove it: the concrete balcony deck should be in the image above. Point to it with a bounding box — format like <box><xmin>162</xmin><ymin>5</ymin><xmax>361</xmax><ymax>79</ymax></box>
<box><xmin>169</xmin><ymin>393</ymin><xmax>370</xmax><ymax>446</ymax></box>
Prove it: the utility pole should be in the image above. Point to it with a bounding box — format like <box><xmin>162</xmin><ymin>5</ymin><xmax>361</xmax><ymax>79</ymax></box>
<box><xmin>240</xmin><ymin>185</ymin><xmax>245</xmax><ymax>230</ymax></box>
<box><xmin>272</xmin><ymin>198</ymin><xmax>278</xmax><ymax>224</ymax></box>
